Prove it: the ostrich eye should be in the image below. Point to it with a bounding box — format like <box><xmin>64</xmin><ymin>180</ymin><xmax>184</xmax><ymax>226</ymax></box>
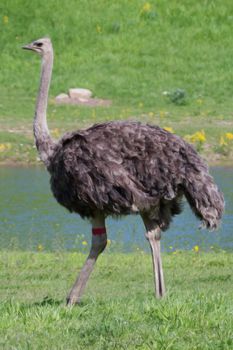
<box><xmin>35</xmin><ymin>42</ymin><xmax>43</xmax><ymax>47</ymax></box>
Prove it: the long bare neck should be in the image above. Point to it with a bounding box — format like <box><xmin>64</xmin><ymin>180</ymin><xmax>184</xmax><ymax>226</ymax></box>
<box><xmin>34</xmin><ymin>51</ymin><xmax>55</xmax><ymax>167</ymax></box>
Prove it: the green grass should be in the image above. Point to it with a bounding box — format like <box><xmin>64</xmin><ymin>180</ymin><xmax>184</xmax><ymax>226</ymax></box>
<box><xmin>0</xmin><ymin>0</ymin><xmax>233</xmax><ymax>163</ymax></box>
<box><xmin>0</xmin><ymin>251</ymin><xmax>232</xmax><ymax>349</ymax></box>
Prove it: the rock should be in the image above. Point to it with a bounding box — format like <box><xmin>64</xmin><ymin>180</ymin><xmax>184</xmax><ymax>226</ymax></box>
<box><xmin>68</xmin><ymin>88</ymin><xmax>93</xmax><ymax>99</ymax></box>
<box><xmin>55</xmin><ymin>89</ymin><xmax>111</xmax><ymax>107</ymax></box>
<box><xmin>55</xmin><ymin>93</ymin><xmax>69</xmax><ymax>103</ymax></box>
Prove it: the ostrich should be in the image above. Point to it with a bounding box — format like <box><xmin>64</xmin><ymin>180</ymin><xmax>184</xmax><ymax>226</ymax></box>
<box><xmin>22</xmin><ymin>37</ymin><xmax>224</xmax><ymax>305</ymax></box>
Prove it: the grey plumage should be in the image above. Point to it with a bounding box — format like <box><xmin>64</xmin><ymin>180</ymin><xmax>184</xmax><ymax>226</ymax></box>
<box><xmin>23</xmin><ymin>37</ymin><xmax>224</xmax><ymax>304</ymax></box>
<box><xmin>49</xmin><ymin>120</ymin><xmax>224</xmax><ymax>230</ymax></box>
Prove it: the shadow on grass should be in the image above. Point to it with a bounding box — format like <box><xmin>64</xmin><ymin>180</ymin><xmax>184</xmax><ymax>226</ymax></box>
<box><xmin>2</xmin><ymin>296</ymin><xmax>92</xmax><ymax>311</ymax></box>
<box><xmin>29</xmin><ymin>296</ymin><xmax>90</xmax><ymax>308</ymax></box>
<box><xmin>31</xmin><ymin>296</ymin><xmax>63</xmax><ymax>307</ymax></box>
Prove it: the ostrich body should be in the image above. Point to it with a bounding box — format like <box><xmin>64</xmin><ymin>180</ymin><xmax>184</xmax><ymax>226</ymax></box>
<box><xmin>23</xmin><ymin>38</ymin><xmax>224</xmax><ymax>305</ymax></box>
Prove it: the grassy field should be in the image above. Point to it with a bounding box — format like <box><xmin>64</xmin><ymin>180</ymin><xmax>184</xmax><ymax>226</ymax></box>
<box><xmin>0</xmin><ymin>251</ymin><xmax>232</xmax><ymax>349</ymax></box>
<box><xmin>0</xmin><ymin>0</ymin><xmax>233</xmax><ymax>163</ymax></box>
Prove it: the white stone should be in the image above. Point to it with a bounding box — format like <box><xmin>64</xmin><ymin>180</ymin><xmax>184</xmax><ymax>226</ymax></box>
<box><xmin>68</xmin><ymin>88</ymin><xmax>92</xmax><ymax>99</ymax></box>
<box><xmin>55</xmin><ymin>93</ymin><xmax>69</xmax><ymax>101</ymax></box>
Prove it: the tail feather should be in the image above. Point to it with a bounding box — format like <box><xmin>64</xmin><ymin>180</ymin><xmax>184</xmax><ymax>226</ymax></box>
<box><xmin>183</xmin><ymin>167</ymin><xmax>224</xmax><ymax>229</ymax></box>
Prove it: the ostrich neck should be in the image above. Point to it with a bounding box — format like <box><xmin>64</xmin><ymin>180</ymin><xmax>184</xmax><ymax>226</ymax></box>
<box><xmin>34</xmin><ymin>51</ymin><xmax>55</xmax><ymax>167</ymax></box>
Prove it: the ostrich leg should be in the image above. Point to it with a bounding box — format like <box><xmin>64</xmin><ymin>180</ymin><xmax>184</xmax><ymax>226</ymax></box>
<box><xmin>67</xmin><ymin>214</ymin><xmax>107</xmax><ymax>305</ymax></box>
<box><xmin>141</xmin><ymin>215</ymin><xmax>165</xmax><ymax>298</ymax></box>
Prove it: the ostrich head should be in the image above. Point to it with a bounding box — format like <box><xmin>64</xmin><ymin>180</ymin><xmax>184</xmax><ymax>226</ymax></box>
<box><xmin>22</xmin><ymin>37</ymin><xmax>52</xmax><ymax>57</ymax></box>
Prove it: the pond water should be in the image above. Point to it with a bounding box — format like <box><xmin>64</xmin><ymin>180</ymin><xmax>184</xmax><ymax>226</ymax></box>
<box><xmin>0</xmin><ymin>166</ymin><xmax>232</xmax><ymax>252</ymax></box>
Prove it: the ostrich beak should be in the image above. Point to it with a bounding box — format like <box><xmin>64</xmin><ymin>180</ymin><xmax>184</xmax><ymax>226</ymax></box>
<box><xmin>22</xmin><ymin>43</ymin><xmax>33</xmax><ymax>50</ymax></box>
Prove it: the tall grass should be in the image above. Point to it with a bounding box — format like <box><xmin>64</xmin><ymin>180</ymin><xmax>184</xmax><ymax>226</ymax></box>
<box><xmin>0</xmin><ymin>251</ymin><xmax>232</xmax><ymax>349</ymax></box>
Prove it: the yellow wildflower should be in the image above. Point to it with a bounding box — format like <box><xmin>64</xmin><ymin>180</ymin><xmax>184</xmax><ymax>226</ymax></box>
<box><xmin>96</xmin><ymin>25</ymin><xmax>102</xmax><ymax>34</ymax></box>
<box><xmin>107</xmin><ymin>239</ymin><xmax>111</xmax><ymax>246</ymax></box>
<box><xmin>193</xmin><ymin>245</ymin><xmax>199</xmax><ymax>253</ymax></box>
<box><xmin>141</xmin><ymin>2</ymin><xmax>152</xmax><ymax>13</ymax></box>
<box><xmin>82</xmin><ymin>240</ymin><xmax>88</xmax><ymax>246</ymax></box>
<box><xmin>37</xmin><ymin>244</ymin><xmax>44</xmax><ymax>252</ymax></box>
<box><xmin>225</xmin><ymin>132</ymin><xmax>233</xmax><ymax>141</ymax></box>
<box><xmin>163</xmin><ymin>126</ymin><xmax>174</xmax><ymax>133</ymax></box>
<box><xmin>185</xmin><ymin>130</ymin><xmax>206</xmax><ymax>144</ymax></box>
<box><xmin>3</xmin><ymin>16</ymin><xmax>8</xmax><ymax>24</ymax></box>
<box><xmin>0</xmin><ymin>143</ymin><xmax>11</xmax><ymax>152</ymax></box>
<box><xmin>219</xmin><ymin>136</ymin><xmax>227</xmax><ymax>146</ymax></box>
<box><xmin>194</xmin><ymin>130</ymin><xmax>206</xmax><ymax>143</ymax></box>
<box><xmin>0</xmin><ymin>144</ymin><xmax>6</xmax><ymax>152</ymax></box>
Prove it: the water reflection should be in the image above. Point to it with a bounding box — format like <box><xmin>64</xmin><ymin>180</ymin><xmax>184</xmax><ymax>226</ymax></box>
<box><xmin>0</xmin><ymin>166</ymin><xmax>232</xmax><ymax>252</ymax></box>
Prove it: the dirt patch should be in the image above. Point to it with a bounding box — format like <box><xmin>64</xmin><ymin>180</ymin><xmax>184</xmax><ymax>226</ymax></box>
<box><xmin>215</xmin><ymin>120</ymin><xmax>233</xmax><ymax>126</ymax></box>
<box><xmin>55</xmin><ymin>95</ymin><xmax>112</xmax><ymax>107</ymax></box>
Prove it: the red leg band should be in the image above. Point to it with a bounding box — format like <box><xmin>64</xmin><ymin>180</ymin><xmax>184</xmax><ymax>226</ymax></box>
<box><xmin>92</xmin><ymin>227</ymin><xmax>106</xmax><ymax>236</ymax></box>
